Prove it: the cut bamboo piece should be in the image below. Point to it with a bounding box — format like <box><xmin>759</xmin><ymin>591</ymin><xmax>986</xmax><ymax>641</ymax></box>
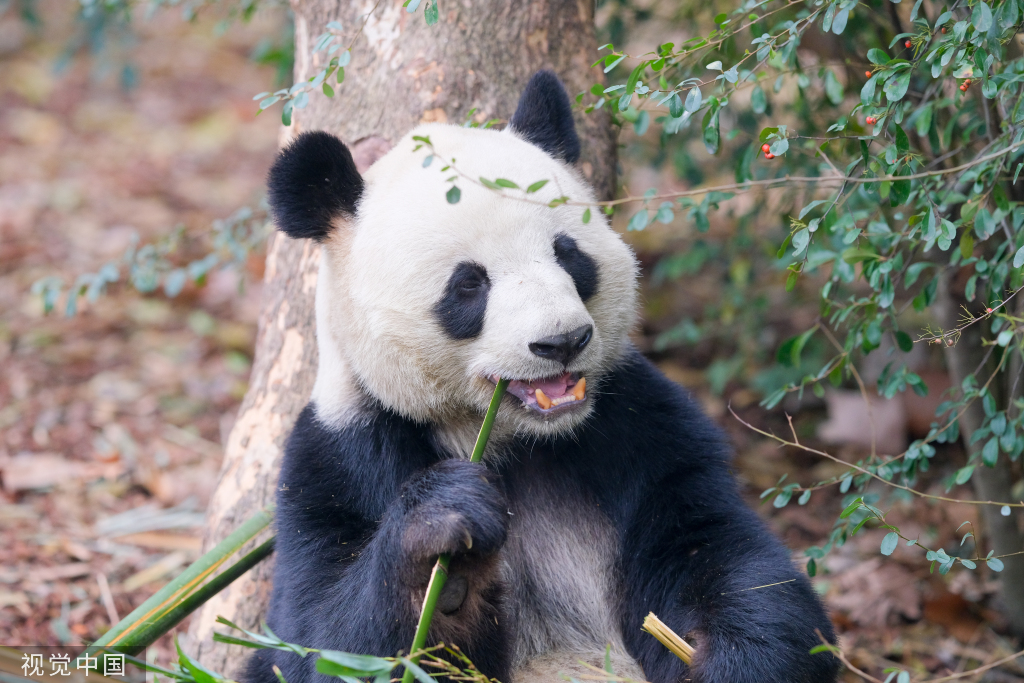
<box><xmin>642</xmin><ymin>612</ymin><xmax>696</xmax><ymax>665</ymax></box>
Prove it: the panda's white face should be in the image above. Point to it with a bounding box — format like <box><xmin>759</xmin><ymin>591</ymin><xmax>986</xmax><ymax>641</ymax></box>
<box><xmin>311</xmin><ymin>123</ymin><xmax>637</xmax><ymax>439</ymax></box>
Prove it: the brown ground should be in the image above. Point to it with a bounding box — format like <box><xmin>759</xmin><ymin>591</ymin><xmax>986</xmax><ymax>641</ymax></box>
<box><xmin>1</xmin><ymin>3</ymin><xmax>1021</xmax><ymax>681</ymax></box>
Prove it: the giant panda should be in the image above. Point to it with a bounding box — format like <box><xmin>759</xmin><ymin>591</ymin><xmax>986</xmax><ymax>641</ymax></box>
<box><xmin>246</xmin><ymin>71</ymin><xmax>839</xmax><ymax>683</ymax></box>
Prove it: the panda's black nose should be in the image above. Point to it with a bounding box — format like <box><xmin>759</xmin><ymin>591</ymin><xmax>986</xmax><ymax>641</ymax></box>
<box><xmin>528</xmin><ymin>324</ymin><xmax>593</xmax><ymax>366</ymax></box>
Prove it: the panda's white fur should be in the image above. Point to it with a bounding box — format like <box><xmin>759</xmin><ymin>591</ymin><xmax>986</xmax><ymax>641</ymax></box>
<box><xmin>310</xmin><ymin>122</ymin><xmax>638</xmax><ymax>446</ymax></box>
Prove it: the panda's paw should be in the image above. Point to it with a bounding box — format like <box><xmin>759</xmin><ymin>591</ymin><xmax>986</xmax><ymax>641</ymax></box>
<box><xmin>397</xmin><ymin>460</ymin><xmax>508</xmax><ymax>576</ymax></box>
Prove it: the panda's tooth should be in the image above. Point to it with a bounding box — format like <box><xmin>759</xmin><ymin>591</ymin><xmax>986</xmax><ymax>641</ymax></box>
<box><xmin>572</xmin><ymin>377</ymin><xmax>586</xmax><ymax>401</ymax></box>
<box><xmin>535</xmin><ymin>389</ymin><xmax>552</xmax><ymax>409</ymax></box>
<box><xmin>462</xmin><ymin>528</ymin><xmax>473</xmax><ymax>550</ymax></box>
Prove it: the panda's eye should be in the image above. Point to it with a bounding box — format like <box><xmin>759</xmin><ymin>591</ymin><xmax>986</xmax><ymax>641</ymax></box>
<box><xmin>448</xmin><ymin>263</ymin><xmax>488</xmax><ymax>296</ymax></box>
<box><xmin>553</xmin><ymin>234</ymin><xmax>599</xmax><ymax>301</ymax></box>
<box><xmin>434</xmin><ymin>262</ymin><xmax>490</xmax><ymax>340</ymax></box>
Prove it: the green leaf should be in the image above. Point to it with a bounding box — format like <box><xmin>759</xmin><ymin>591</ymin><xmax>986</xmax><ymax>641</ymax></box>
<box><xmin>769</xmin><ymin>138</ymin><xmax>789</xmax><ymax>156</ymax></box>
<box><xmin>668</xmin><ymin>93</ymin><xmax>684</xmax><ymax>118</ymax></box>
<box><xmin>603</xmin><ymin>55</ymin><xmax>626</xmax><ymax>74</ymax></box>
<box><xmin>867</xmin><ymin>48</ymin><xmax>891</xmax><ymax>65</ymax></box>
<box><xmin>885</xmin><ymin>72</ymin><xmax>911</xmax><ymax>102</ymax></box>
<box><xmin>684</xmin><ymin>87</ymin><xmax>702</xmax><ymax>113</ymax></box>
<box><xmin>317</xmin><ymin>652</ymin><xmax>394</xmax><ymax>679</ymax></box>
<box><xmin>773</xmin><ymin>489</ymin><xmax>792</xmax><ymax>508</ymax></box>
<box><xmin>987</xmin><ymin>557</ymin><xmax>1004</xmax><ymax>572</ymax></box>
<box><xmin>495</xmin><ymin>178</ymin><xmax>519</xmax><ymax>189</ymax></box>
<box><xmin>895</xmin><ymin>125</ymin><xmax>909</xmax><ymax>158</ymax></box>
<box><xmin>832</xmin><ymin>8</ymin><xmax>849</xmax><ymax>33</ymax></box>
<box><xmin>634</xmin><ymin>110</ymin><xmax>650</xmax><ymax>136</ymax></box>
<box><xmin>702</xmin><ymin>110</ymin><xmax>720</xmax><ymax>154</ymax></box>
<box><xmin>164</xmin><ymin>270</ymin><xmax>187</xmax><ymax>298</ymax></box>
<box><xmin>891</xmin><ymin>167</ymin><xmax>911</xmax><ymax>206</ymax></box>
<box><xmin>628</xmin><ymin>210</ymin><xmax>649</xmax><ymax>231</ymax></box>
<box><xmin>1013</xmin><ymin>245</ymin><xmax>1024</xmax><ymax>268</ymax></box>
<box><xmin>798</xmin><ymin>489</ymin><xmax>812</xmax><ymax>505</ymax></box>
<box><xmin>397</xmin><ymin>659</ymin><xmax>433</xmax><ymax>683</ymax></box>
<box><xmin>960</xmin><ymin>232</ymin><xmax>974</xmax><ymax>259</ymax></box>
<box><xmin>982</xmin><ymin>437</ymin><xmax>999</xmax><ymax>466</ymax></box>
<box><xmin>446</xmin><ymin>186</ymin><xmax>461</xmax><ymax>204</ymax></box>
<box><xmin>526</xmin><ymin>179</ymin><xmax>548</xmax><ymax>193</ymax></box>
<box><xmin>423</xmin><ymin>0</ymin><xmax>438</xmax><ymax>25</ymax></box>
<box><xmin>281</xmin><ymin>101</ymin><xmax>293</xmax><ymax>127</ymax></box>
<box><xmin>751</xmin><ymin>85</ymin><xmax>767</xmax><ymax>114</ymax></box>
<box><xmin>626</xmin><ymin>62</ymin><xmax>645</xmax><ymax>95</ymax></box>
<box><xmin>895</xmin><ymin>331</ymin><xmax>913</xmax><ymax>353</ymax></box>
<box><xmin>792</xmin><ymin>228</ymin><xmax>810</xmax><ymax>256</ymax></box>
<box><xmin>881</xmin><ymin>532</ymin><xmax>899</xmax><ymax>556</ymax></box>
<box><xmin>861</xmin><ymin>76</ymin><xmax>877</xmax><ymax>104</ymax></box>
<box><xmin>655</xmin><ymin>202</ymin><xmax>674</xmax><ymax>224</ymax></box>
<box><xmin>972</xmin><ymin>1</ymin><xmax>992</xmax><ymax>31</ymax></box>
<box><xmin>824</xmin><ymin>71</ymin><xmax>844</xmax><ymax>105</ymax></box>
<box><xmin>582</xmin><ymin>208</ymin><xmax>591</xmax><ymax>224</ymax></box>
<box><xmin>778</xmin><ymin>327</ymin><xmax>815</xmax><ymax>367</ymax></box>
<box><xmin>955</xmin><ymin>465</ymin><xmax>974</xmax><ymax>485</ymax></box>
<box><xmin>840</xmin><ymin>498</ymin><xmax>864</xmax><ymax>518</ymax></box>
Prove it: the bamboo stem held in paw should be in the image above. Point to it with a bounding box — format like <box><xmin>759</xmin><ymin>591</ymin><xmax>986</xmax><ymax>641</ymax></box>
<box><xmin>401</xmin><ymin>378</ymin><xmax>510</xmax><ymax>683</ymax></box>
<box><xmin>642</xmin><ymin>612</ymin><xmax>696</xmax><ymax>665</ymax></box>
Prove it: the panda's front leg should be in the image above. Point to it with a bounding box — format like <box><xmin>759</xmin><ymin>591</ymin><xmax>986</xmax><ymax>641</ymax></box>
<box><xmin>384</xmin><ymin>459</ymin><xmax>512</xmax><ymax>677</ymax></box>
<box><xmin>618</xmin><ymin>471</ymin><xmax>840</xmax><ymax>683</ymax></box>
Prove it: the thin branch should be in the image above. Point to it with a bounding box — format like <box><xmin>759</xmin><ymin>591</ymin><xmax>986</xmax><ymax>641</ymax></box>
<box><xmin>729</xmin><ymin>407</ymin><xmax>1024</xmax><ymax>508</ymax></box>
<box><xmin>817</xmin><ymin>632</ymin><xmax>1024</xmax><ymax>682</ymax></box>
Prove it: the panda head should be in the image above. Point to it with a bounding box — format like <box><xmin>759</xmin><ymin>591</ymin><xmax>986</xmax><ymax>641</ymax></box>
<box><xmin>268</xmin><ymin>71</ymin><xmax>638</xmax><ymax>438</ymax></box>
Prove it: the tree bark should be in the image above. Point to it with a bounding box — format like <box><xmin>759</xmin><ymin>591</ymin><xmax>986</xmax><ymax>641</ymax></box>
<box><xmin>938</xmin><ymin>275</ymin><xmax>1024</xmax><ymax>637</ymax></box>
<box><xmin>186</xmin><ymin>0</ymin><xmax>615</xmax><ymax>674</ymax></box>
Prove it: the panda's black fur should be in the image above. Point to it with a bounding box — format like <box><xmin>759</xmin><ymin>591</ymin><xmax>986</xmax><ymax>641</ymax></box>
<box><xmin>267</xmin><ymin>130</ymin><xmax>363</xmax><ymax>242</ymax></box>
<box><xmin>247</xmin><ymin>71</ymin><xmax>839</xmax><ymax>683</ymax></box>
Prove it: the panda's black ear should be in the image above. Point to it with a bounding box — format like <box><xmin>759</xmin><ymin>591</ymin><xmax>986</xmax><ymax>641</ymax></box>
<box><xmin>267</xmin><ymin>131</ymin><xmax>364</xmax><ymax>241</ymax></box>
<box><xmin>508</xmin><ymin>70</ymin><xmax>581</xmax><ymax>164</ymax></box>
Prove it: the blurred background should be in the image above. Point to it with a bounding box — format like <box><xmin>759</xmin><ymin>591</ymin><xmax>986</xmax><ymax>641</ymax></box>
<box><xmin>2</xmin><ymin>1</ymin><xmax>1023</xmax><ymax>681</ymax></box>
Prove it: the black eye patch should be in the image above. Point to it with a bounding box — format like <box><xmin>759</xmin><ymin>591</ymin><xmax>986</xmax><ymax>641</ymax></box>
<box><xmin>434</xmin><ymin>262</ymin><xmax>490</xmax><ymax>340</ymax></box>
<box><xmin>553</xmin><ymin>234</ymin><xmax>599</xmax><ymax>301</ymax></box>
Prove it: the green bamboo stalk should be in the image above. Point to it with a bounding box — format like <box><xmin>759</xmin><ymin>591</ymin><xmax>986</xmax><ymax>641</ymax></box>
<box><xmin>401</xmin><ymin>378</ymin><xmax>509</xmax><ymax>683</ymax></box>
<box><xmin>85</xmin><ymin>505</ymin><xmax>275</xmax><ymax>656</ymax></box>
<box><xmin>117</xmin><ymin>537</ymin><xmax>276</xmax><ymax>650</ymax></box>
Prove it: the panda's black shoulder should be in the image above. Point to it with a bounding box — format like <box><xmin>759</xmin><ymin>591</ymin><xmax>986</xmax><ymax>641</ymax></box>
<box><xmin>572</xmin><ymin>348</ymin><xmax>735</xmax><ymax>482</ymax></box>
<box><xmin>606</xmin><ymin>348</ymin><xmax>729</xmax><ymax>444</ymax></box>
<box><xmin>276</xmin><ymin>404</ymin><xmax>440</xmax><ymax>529</ymax></box>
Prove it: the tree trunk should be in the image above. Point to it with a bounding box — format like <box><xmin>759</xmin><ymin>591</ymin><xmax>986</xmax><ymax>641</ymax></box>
<box><xmin>938</xmin><ymin>275</ymin><xmax>1024</xmax><ymax>637</ymax></box>
<box><xmin>186</xmin><ymin>0</ymin><xmax>615</xmax><ymax>674</ymax></box>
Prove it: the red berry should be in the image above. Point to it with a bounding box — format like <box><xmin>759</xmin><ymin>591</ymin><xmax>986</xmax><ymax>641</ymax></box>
<box><xmin>941</xmin><ymin>27</ymin><xmax>947</xmax><ymax>33</ymax></box>
<box><xmin>765</xmin><ymin>152</ymin><xmax>775</xmax><ymax>159</ymax></box>
<box><xmin>762</xmin><ymin>143</ymin><xmax>771</xmax><ymax>153</ymax></box>
<box><xmin>986</xmin><ymin>307</ymin><xmax>994</xmax><ymax>313</ymax></box>
<box><xmin>965</xmin><ymin>79</ymin><xmax>971</xmax><ymax>85</ymax></box>
<box><xmin>960</xmin><ymin>85</ymin><xmax>967</xmax><ymax>91</ymax></box>
<box><xmin>866</xmin><ymin>116</ymin><xmax>875</xmax><ymax>124</ymax></box>
<box><xmin>865</xmin><ymin>70</ymin><xmax>872</xmax><ymax>77</ymax></box>
<box><xmin>905</xmin><ymin>40</ymin><xmax>912</xmax><ymax>48</ymax></box>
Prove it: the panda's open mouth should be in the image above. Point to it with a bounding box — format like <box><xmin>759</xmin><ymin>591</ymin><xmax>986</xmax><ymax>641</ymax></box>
<box><xmin>488</xmin><ymin>372</ymin><xmax>587</xmax><ymax>415</ymax></box>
